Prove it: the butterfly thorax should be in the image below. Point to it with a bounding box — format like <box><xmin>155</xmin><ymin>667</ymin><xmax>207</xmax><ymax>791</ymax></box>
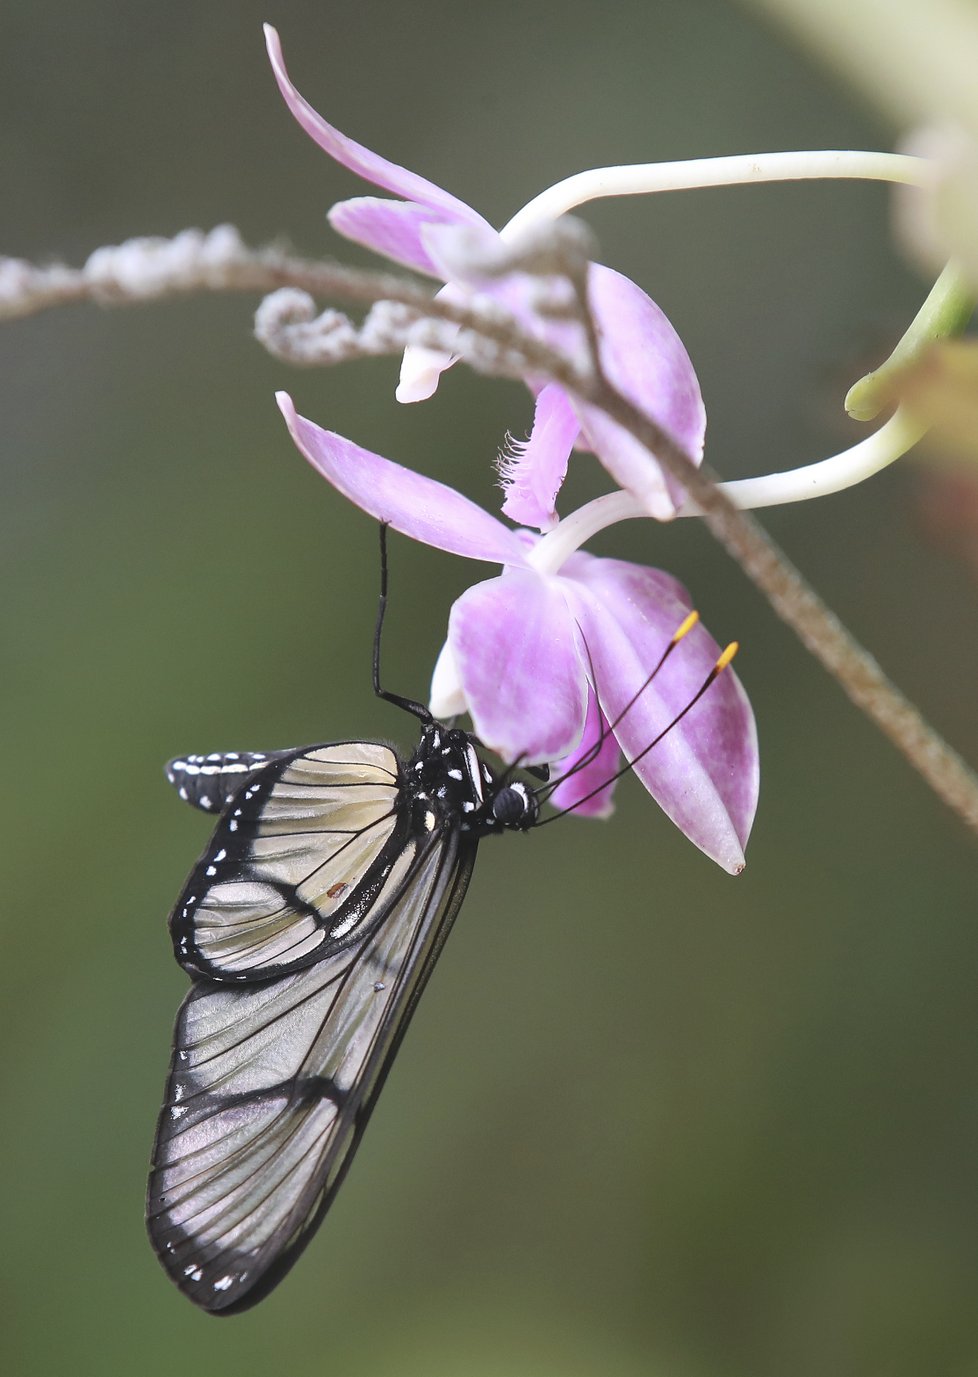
<box><xmin>406</xmin><ymin>724</ymin><xmax>537</xmax><ymax>838</ymax></box>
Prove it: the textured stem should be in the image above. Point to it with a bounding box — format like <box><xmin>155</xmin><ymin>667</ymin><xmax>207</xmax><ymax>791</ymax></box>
<box><xmin>0</xmin><ymin>230</ymin><xmax>444</xmax><ymax>322</ymax></box>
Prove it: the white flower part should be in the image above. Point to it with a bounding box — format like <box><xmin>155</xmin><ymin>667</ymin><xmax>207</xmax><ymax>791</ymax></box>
<box><xmin>501</xmin><ymin>150</ymin><xmax>928</xmax><ymax>239</ymax></box>
<box><xmin>429</xmin><ymin>638</ymin><xmax>467</xmax><ymax>717</ymax></box>
<box><xmin>678</xmin><ymin>408</ymin><xmax>927</xmax><ymax>515</ymax></box>
<box><xmin>894</xmin><ymin>125</ymin><xmax>978</xmax><ymax>289</ymax></box>
<box><xmin>396</xmin><ymin>343</ymin><xmax>451</xmax><ymax>402</ymax></box>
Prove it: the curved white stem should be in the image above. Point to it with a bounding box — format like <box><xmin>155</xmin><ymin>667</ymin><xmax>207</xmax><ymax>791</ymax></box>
<box><xmin>528</xmin><ymin>407</ymin><xmax>923</xmax><ymax>574</ymax></box>
<box><xmin>529</xmin><ymin>491</ymin><xmax>644</xmax><ymax>574</ymax></box>
<box><xmin>502</xmin><ymin>151</ymin><xmax>930</xmax><ymax>239</ymax></box>
<box><xmin>678</xmin><ymin>407</ymin><xmax>925</xmax><ymax>516</ymax></box>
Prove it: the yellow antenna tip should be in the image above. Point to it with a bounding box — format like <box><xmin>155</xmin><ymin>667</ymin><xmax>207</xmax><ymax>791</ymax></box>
<box><xmin>673</xmin><ymin>609</ymin><xmax>700</xmax><ymax>643</ymax></box>
<box><xmin>715</xmin><ymin>641</ymin><xmax>739</xmax><ymax>672</ymax></box>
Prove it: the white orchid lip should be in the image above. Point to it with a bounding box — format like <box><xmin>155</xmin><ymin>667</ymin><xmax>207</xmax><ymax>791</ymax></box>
<box><xmin>396</xmin><ymin>346</ymin><xmax>450</xmax><ymax>403</ymax></box>
<box><xmin>429</xmin><ymin>640</ymin><xmax>467</xmax><ymax>718</ymax></box>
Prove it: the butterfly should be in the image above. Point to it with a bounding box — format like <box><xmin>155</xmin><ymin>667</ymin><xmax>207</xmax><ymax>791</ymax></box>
<box><xmin>147</xmin><ymin>531</ymin><xmax>734</xmax><ymax>1313</ymax></box>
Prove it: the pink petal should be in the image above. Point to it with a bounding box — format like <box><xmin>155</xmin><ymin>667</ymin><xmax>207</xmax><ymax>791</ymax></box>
<box><xmin>448</xmin><ymin>572</ymin><xmax>587</xmax><ymax>763</ymax></box>
<box><xmin>328</xmin><ymin>198</ymin><xmax>462</xmax><ymax>277</ymax></box>
<box><xmin>561</xmin><ymin>545</ymin><xmax>692</xmax><ymax>609</ymax></box>
<box><xmin>574</xmin><ymin>265</ymin><xmax>706</xmax><ymax>518</ymax></box>
<box><xmin>548</xmin><ymin>688</ymin><xmax>621</xmax><ymax>818</ymax></box>
<box><xmin>277</xmin><ymin>394</ymin><xmax>529</xmax><ymax>566</ymax></box>
<box><xmin>563</xmin><ymin>558</ymin><xmax>758</xmax><ymax>873</ymax></box>
<box><xmin>264</xmin><ymin>27</ymin><xmax>484</xmax><ymax>224</ymax></box>
<box><xmin>498</xmin><ymin>383</ymin><xmax>578</xmax><ymax>531</ymax></box>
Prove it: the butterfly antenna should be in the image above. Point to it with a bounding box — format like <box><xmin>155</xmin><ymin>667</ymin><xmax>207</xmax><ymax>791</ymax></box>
<box><xmin>534</xmin><ymin>610</ymin><xmax>701</xmax><ymax>805</ymax></box>
<box><xmin>373</xmin><ymin>524</ymin><xmax>432</xmax><ymax>723</ymax></box>
<box><xmin>536</xmin><ymin>639</ymin><xmax>739</xmax><ymax>824</ymax></box>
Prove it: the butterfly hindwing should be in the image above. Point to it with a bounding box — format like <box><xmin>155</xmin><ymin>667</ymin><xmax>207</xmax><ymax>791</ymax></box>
<box><xmin>148</xmin><ymin>826</ymin><xmax>474</xmax><ymax>1313</ymax></box>
<box><xmin>169</xmin><ymin>743</ymin><xmax>417</xmax><ymax>982</ymax></box>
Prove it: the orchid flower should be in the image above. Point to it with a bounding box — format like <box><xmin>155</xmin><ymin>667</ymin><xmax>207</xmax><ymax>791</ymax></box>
<box><xmin>277</xmin><ymin>393</ymin><xmax>758</xmax><ymax>875</ymax></box>
<box><xmin>264</xmin><ymin>25</ymin><xmax>705</xmax><ymax>526</ymax></box>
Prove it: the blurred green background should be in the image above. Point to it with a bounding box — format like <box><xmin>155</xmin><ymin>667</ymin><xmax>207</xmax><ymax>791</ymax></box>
<box><xmin>2</xmin><ymin>2</ymin><xmax>977</xmax><ymax>1374</ymax></box>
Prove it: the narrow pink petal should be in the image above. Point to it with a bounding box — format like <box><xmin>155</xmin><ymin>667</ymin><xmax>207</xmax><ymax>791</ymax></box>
<box><xmin>448</xmin><ymin>572</ymin><xmax>587</xmax><ymax>763</ymax></box>
<box><xmin>277</xmin><ymin>394</ymin><xmax>529</xmax><ymax>565</ymax></box>
<box><xmin>575</xmin><ymin>265</ymin><xmax>706</xmax><ymax>518</ymax></box>
<box><xmin>563</xmin><ymin>560</ymin><xmax>758</xmax><ymax>873</ymax></box>
<box><xmin>498</xmin><ymin>383</ymin><xmax>578</xmax><ymax>531</ymax></box>
<box><xmin>265</xmin><ymin>26</ymin><xmax>484</xmax><ymax>223</ymax></box>
<box><xmin>328</xmin><ymin>198</ymin><xmax>460</xmax><ymax>277</ymax></box>
<box><xmin>548</xmin><ymin>689</ymin><xmax>621</xmax><ymax>818</ymax></box>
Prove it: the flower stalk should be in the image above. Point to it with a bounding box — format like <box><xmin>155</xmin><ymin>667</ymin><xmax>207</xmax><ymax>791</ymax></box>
<box><xmin>502</xmin><ymin>149</ymin><xmax>930</xmax><ymax>239</ymax></box>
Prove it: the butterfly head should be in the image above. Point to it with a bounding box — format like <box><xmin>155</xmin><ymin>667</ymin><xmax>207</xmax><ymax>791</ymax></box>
<box><xmin>488</xmin><ymin>778</ymin><xmax>537</xmax><ymax>831</ymax></box>
<box><xmin>410</xmin><ymin>724</ymin><xmax>538</xmax><ymax>836</ymax></box>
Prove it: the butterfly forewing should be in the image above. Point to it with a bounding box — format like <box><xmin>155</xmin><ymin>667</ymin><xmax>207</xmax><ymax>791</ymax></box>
<box><xmin>170</xmin><ymin>744</ymin><xmax>413</xmax><ymax>981</ymax></box>
<box><xmin>148</xmin><ymin>827</ymin><xmax>475</xmax><ymax>1313</ymax></box>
